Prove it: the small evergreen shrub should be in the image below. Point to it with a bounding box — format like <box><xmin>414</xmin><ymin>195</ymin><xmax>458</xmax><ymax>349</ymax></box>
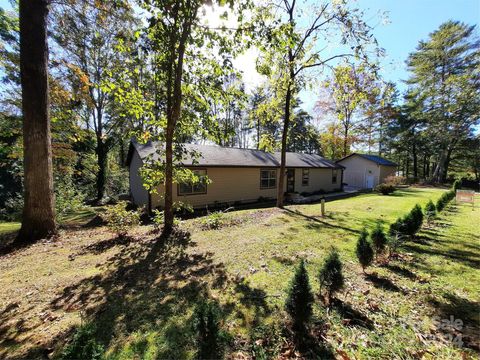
<box><xmin>424</xmin><ymin>200</ymin><xmax>436</xmax><ymax>223</ymax></box>
<box><xmin>60</xmin><ymin>323</ymin><xmax>104</xmax><ymax>360</ymax></box>
<box><xmin>370</xmin><ymin>222</ymin><xmax>388</xmax><ymax>256</ymax></box>
<box><xmin>436</xmin><ymin>190</ymin><xmax>455</xmax><ymax>212</ymax></box>
<box><xmin>374</xmin><ymin>183</ymin><xmax>396</xmax><ymax>195</ymax></box>
<box><xmin>356</xmin><ymin>229</ymin><xmax>374</xmax><ymax>273</ymax></box>
<box><xmin>285</xmin><ymin>259</ymin><xmax>314</xmax><ymax>330</ymax></box>
<box><xmin>318</xmin><ymin>248</ymin><xmax>344</xmax><ymax>303</ymax></box>
<box><xmin>410</xmin><ymin>204</ymin><xmax>424</xmax><ymax>235</ymax></box>
<box><xmin>102</xmin><ymin>201</ymin><xmax>140</xmax><ymax>238</ymax></box>
<box><xmin>194</xmin><ymin>300</ymin><xmax>225</xmax><ymax>360</ymax></box>
<box><xmin>389</xmin><ymin>205</ymin><xmax>423</xmax><ymax>239</ymax></box>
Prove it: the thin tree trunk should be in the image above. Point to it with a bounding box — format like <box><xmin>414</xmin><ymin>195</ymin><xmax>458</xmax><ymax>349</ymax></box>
<box><xmin>277</xmin><ymin>83</ymin><xmax>292</xmax><ymax>208</ymax></box>
<box><xmin>343</xmin><ymin>124</ymin><xmax>349</xmax><ymax>157</ymax></box>
<box><xmin>17</xmin><ymin>0</ymin><xmax>56</xmax><ymax>242</ymax></box>
<box><xmin>163</xmin><ymin>11</ymin><xmax>194</xmax><ymax>236</ymax></box>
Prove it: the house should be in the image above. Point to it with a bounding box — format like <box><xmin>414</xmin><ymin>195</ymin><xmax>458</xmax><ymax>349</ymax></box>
<box><xmin>127</xmin><ymin>141</ymin><xmax>344</xmax><ymax>209</ymax></box>
<box><xmin>336</xmin><ymin>153</ymin><xmax>397</xmax><ymax>189</ymax></box>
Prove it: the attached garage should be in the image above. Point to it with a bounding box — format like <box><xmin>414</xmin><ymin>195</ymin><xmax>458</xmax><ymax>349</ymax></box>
<box><xmin>336</xmin><ymin>153</ymin><xmax>397</xmax><ymax>189</ymax></box>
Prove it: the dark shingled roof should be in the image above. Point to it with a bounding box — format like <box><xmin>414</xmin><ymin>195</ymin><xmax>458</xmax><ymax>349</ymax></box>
<box><xmin>337</xmin><ymin>153</ymin><xmax>397</xmax><ymax>166</ymax></box>
<box><xmin>129</xmin><ymin>141</ymin><xmax>342</xmax><ymax>169</ymax></box>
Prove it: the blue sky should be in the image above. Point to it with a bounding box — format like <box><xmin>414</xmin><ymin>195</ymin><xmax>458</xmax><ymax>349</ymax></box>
<box><xmin>296</xmin><ymin>0</ymin><xmax>480</xmax><ymax>112</ymax></box>
<box><xmin>358</xmin><ymin>0</ymin><xmax>480</xmax><ymax>92</ymax></box>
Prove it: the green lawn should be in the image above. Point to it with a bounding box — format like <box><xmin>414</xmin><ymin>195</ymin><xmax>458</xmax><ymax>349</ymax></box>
<box><xmin>0</xmin><ymin>222</ymin><xmax>20</xmax><ymax>235</ymax></box>
<box><xmin>0</xmin><ymin>187</ymin><xmax>478</xmax><ymax>359</ymax></box>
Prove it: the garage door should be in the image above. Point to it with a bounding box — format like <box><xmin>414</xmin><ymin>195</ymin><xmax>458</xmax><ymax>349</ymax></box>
<box><xmin>344</xmin><ymin>170</ymin><xmax>364</xmax><ymax>188</ymax></box>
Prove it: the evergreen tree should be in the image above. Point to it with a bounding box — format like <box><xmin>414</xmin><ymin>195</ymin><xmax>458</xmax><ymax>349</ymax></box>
<box><xmin>318</xmin><ymin>248</ymin><xmax>344</xmax><ymax>304</ymax></box>
<box><xmin>424</xmin><ymin>200</ymin><xmax>437</xmax><ymax>223</ymax></box>
<box><xmin>404</xmin><ymin>21</ymin><xmax>480</xmax><ymax>183</ymax></box>
<box><xmin>410</xmin><ymin>204</ymin><xmax>424</xmax><ymax>235</ymax></box>
<box><xmin>285</xmin><ymin>259</ymin><xmax>314</xmax><ymax>330</ymax></box>
<box><xmin>370</xmin><ymin>222</ymin><xmax>388</xmax><ymax>257</ymax></box>
<box><xmin>356</xmin><ymin>229</ymin><xmax>374</xmax><ymax>273</ymax></box>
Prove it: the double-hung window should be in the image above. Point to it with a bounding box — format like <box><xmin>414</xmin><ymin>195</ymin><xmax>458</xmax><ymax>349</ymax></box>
<box><xmin>178</xmin><ymin>169</ymin><xmax>207</xmax><ymax>195</ymax></box>
<box><xmin>260</xmin><ymin>169</ymin><xmax>276</xmax><ymax>189</ymax></box>
<box><xmin>302</xmin><ymin>169</ymin><xmax>309</xmax><ymax>186</ymax></box>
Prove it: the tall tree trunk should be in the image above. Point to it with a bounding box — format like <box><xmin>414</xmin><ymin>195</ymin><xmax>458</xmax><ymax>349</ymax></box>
<box><xmin>412</xmin><ymin>142</ymin><xmax>418</xmax><ymax>181</ymax></box>
<box><xmin>163</xmin><ymin>12</ymin><xmax>194</xmax><ymax>236</ymax></box>
<box><xmin>96</xmin><ymin>138</ymin><xmax>108</xmax><ymax>201</ymax></box>
<box><xmin>17</xmin><ymin>0</ymin><xmax>56</xmax><ymax>242</ymax></box>
<box><xmin>432</xmin><ymin>149</ymin><xmax>447</xmax><ymax>183</ymax></box>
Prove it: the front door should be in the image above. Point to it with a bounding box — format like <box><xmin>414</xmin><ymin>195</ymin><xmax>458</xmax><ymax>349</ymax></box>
<box><xmin>286</xmin><ymin>169</ymin><xmax>295</xmax><ymax>193</ymax></box>
<box><xmin>366</xmin><ymin>175</ymin><xmax>375</xmax><ymax>189</ymax></box>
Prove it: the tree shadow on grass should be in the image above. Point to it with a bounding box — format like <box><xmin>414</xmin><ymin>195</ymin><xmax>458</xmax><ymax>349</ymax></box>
<box><xmin>383</xmin><ymin>263</ymin><xmax>418</xmax><ymax>280</ymax></box>
<box><xmin>403</xmin><ymin>243</ymin><xmax>480</xmax><ymax>269</ymax></box>
<box><xmin>76</xmin><ymin>234</ymin><xmax>136</xmax><ymax>255</ymax></box>
<box><xmin>0</xmin><ymin>226</ymin><xmax>278</xmax><ymax>359</ymax></box>
<box><xmin>0</xmin><ymin>227</ymin><xmax>232</xmax><ymax>359</ymax></box>
<box><xmin>283</xmin><ymin>208</ymin><xmax>360</xmax><ymax>235</ymax></box>
<box><xmin>428</xmin><ymin>291</ymin><xmax>480</xmax><ymax>351</ymax></box>
<box><xmin>331</xmin><ymin>298</ymin><xmax>374</xmax><ymax>330</ymax></box>
<box><xmin>365</xmin><ymin>273</ymin><xmax>406</xmax><ymax>294</ymax></box>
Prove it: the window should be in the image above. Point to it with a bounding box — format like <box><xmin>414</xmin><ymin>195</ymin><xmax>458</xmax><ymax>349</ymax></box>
<box><xmin>260</xmin><ymin>169</ymin><xmax>276</xmax><ymax>189</ymax></box>
<box><xmin>332</xmin><ymin>169</ymin><xmax>338</xmax><ymax>184</ymax></box>
<box><xmin>302</xmin><ymin>169</ymin><xmax>309</xmax><ymax>186</ymax></box>
<box><xmin>178</xmin><ymin>169</ymin><xmax>207</xmax><ymax>195</ymax></box>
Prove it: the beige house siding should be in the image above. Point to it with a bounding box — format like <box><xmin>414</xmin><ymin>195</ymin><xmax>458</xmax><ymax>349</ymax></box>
<box><xmin>294</xmin><ymin>168</ymin><xmax>341</xmax><ymax>194</ymax></box>
<box><xmin>149</xmin><ymin>166</ymin><xmax>341</xmax><ymax>209</ymax></box>
<box><xmin>338</xmin><ymin>155</ymin><xmax>380</xmax><ymax>188</ymax></box>
<box><xmin>379</xmin><ymin>165</ymin><xmax>396</xmax><ymax>183</ymax></box>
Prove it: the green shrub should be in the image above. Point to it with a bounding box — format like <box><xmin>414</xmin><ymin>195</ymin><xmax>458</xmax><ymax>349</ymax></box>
<box><xmin>318</xmin><ymin>248</ymin><xmax>344</xmax><ymax>303</ymax></box>
<box><xmin>452</xmin><ymin>179</ymin><xmax>461</xmax><ymax>191</ymax></box>
<box><xmin>410</xmin><ymin>204</ymin><xmax>424</xmax><ymax>235</ymax></box>
<box><xmin>201</xmin><ymin>211</ymin><xmax>225</xmax><ymax>230</ymax></box>
<box><xmin>194</xmin><ymin>300</ymin><xmax>225</xmax><ymax>360</ymax></box>
<box><xmin>436</xmin><ymin>190</ymin><xmax>455</xmax><ymax>212</ymax></box>
<box><xmin>285</xmin><ymin>259</ymin><xmax>314</xmax><ymax>330</ymax></box>
<box><xmin>389</xmin><ymin>205</ymin><xmax>423</xmax><ymax>239</ymax></box>
<box><xmin>424</xmin><ymin>200</ymin><xmax>436</xmax><ymax>223</ymax></box>
<box><xmin>60</xmin><ymin>323</ymin><xmax>104</xmax><ymax>360</ymax></box>
<box><xmin>356</xmin><ymin>229</ymin><xmax>374</xmax><ymax>273</ymax></box>
<box><xmin>374</xmin><ymin>183</ymin><xmax>396</xmax><ymax>195</ymax></box>
<box><xmin>101</xmin><ymin>201</ymin><xmax>140</xmax><ymax>238</ymax></box>
<box><xmin>152</xmin><ymin>209</ymin><xmax>164</xmax><ymax>232</ymax></box>
<box><xmin>370</xmin><ymin>222</ymin><xmax>388</xmax><ymax>256</ymax></box>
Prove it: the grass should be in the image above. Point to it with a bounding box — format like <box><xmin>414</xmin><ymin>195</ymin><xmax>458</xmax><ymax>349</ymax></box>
<box><xmin>0</xmin><ymin>222</ymin><xmax>20</xmax><ymax>235</ymax></box>
<box><xmin>0</xmin><ymin>187</ymin><xmax>478</xmax><ymax>359</ymax></box>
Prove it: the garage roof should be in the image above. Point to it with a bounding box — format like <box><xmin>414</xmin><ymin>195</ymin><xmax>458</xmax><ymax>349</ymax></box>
<box><xmin>336</xmin><ymin>153</ymin><xmax>397</xmax><ymax>166</ymax></box>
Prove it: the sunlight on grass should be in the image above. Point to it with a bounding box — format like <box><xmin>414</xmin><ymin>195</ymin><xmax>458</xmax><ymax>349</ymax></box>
<box><xmin>0</xmin><ymin>222</ymin><xmax>20</xmax><ymax>235</ymax></box>
<box><xmin>1</xmin><ymin>188</ymin><xmax>478</xmax><ymax>360</ymax></box>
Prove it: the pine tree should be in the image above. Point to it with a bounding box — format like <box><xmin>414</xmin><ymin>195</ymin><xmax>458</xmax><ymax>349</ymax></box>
<box><xmin>285</xmin><ymin>259</ymin><xmax>314</xmax><ymax>330</ymax></box>
<box><xmin>356</xmin><ymin>229</ymin><xmax>374</xmax><ymax>273</ymax></box>
<box><xmin>370</xmin><ymin>222</ymin><xmax>388</xmax><ymax>257</ymax></box>
<box><xmin>424</xmin><ymin>200</ymin><xmax>436</xmax><ymax>223</ymax></box>
<box><xmin>318</xmin><ymin>248</ymin><xmax>344</xmax><ymax>304</ymax></box>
